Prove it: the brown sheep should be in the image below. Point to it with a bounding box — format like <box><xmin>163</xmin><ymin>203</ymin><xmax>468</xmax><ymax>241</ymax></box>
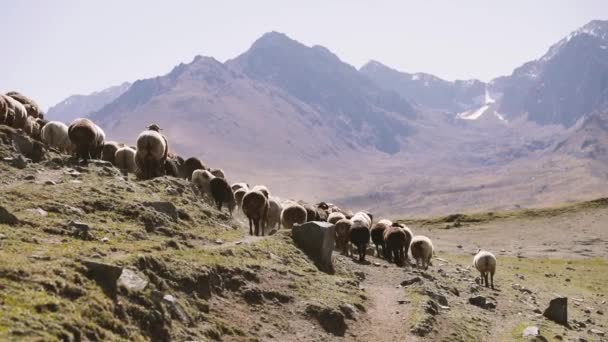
<box><xmin>6</xmin><ymin>91</ymin><xmax>43</xmax><ymax>118</ymax></box>
<box><xmin>114</xmin><ymin>146</ymin><xmax>137</xmax><ymax>174</ymax></box>
<box><xmin>210</xmin><ymin>177</ymin><xmax>236</xmax><ymax>216</ymax></box>
<box><xmin>135</xmin><ymin>124</ymin><xmax>168</xmax><ymax>180</ymax></box>
<box><xmin>101</xmin><ymin>141</ymin><xmax>123</xmax><ymax>165</ymax></box>
<box><xmin>383</xmin><ymin>225</ymin><xmax>412</xmax><ymax>266</ymax></box>
<box><xmin>184</xmin><ymin>157</ymin><xmax>206</xmax><ymax>180</ymax></box>
<box><xmin>234</xmin><ymin>188</ymin><xmax>247</xmax><ymax>212</ymax></box>
<box><xmin>165</xmin><ymin>154</ymin><xmax>185</xmax><ymax>178</ymax></box>
<box><xmin>280</xmin><ymin>202</ymin><xmax>307</xmax><ymax>230</ymax></box>
<box><xmin>334</xmin><ymin>218</ymin><xmax>352</xmax><ymax>256</ymax></box>
<box><xmin>298</xmin><ymin>201</ymin><xmax>318</xmax><ymax>222</ymax></box>
<box><xmin>242</xmin><ymin>190</ymin><xmax>268</xmax><ymax>236</ymax></box>
<box><xmin>68</xmin><ymin>118</ymin><xmax>105</xmax><ymax>160</ymax></box>
<box><xmin>371</xmin><ymin>219</ymin><xmax>392</xmax><ymax>258</ymax></box>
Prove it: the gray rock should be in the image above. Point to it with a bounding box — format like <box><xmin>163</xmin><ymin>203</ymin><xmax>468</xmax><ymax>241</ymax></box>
<box><xmin>44</xmin><ymin>180</ymin><xmax>56</xmax><ymax>185</ymax></box>
<box><xmin>469</xmin><ymin>295</ymin><xmax>495</xmax><ymax>310</ymax></box>
<box><xmin>543</xmin><ymin>297</ymin><xmax>568</xmax><ymax>326</ymax></box>
<box><xmin>117</xmin><ymin>269</ymin><xmax>148</xmax><ymax>292</ymax></box>
<box><xmin>590</xmin><ymin>329</ymin><xmax>605</xmax><ymax>336</ymax></box>
<box><xmin>27</xmin><ymin>208</ymin><xmax>48</xmax><ymax>217</ymax></box>
<box><xmin>0</xmin><ymin>233</ymin><xmax>6</xmax><ymax>240</ymax></box>
<box><xmin>292</xmin><ymin>221</ymin><xmax>335</xmax><ymax>273</ymax></box>
<box><xmin>70</xmin><ymin>221</ymin><xmax>91</xmax><ymax>233</ymax></box>
<box><xmin>401</xmin><ymin>277</ymin><xmax>422</xmax><ymax>287</ymax></box>
<box><xmin>11</xmin><ymin>154</ymin><xmax>29</xmax><ymax>169</ymax></box>
<box><xmin>523</xmin><ymin>326</ymin><xmax>540</xmax><ymax>338</ymax></box>
<box><xmin>425</xmin><ymin>290</ymin><xmax>449</xmax><ymax>306</ymax></box>
<box><xmin>143</xmin><ymin>201</ymin><xmax>178</xmax><ymax>221</ymax></box>
<box><xmin>0</xmin><ymin>206</ymin><xmax>19</xmax><ymax>225</ymax></box>
<box><xmin>24</xmin><ymin>174</ymin><xmax>35</xmax><ymax>180</ymax></box>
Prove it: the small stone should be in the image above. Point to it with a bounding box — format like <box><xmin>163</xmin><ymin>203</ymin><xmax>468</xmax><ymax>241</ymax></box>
<box><xmin>400</xmin><ymin>277</ymin><xmax>422</xmax><ymax>286</ymax></box>
<box><xmin>533</xmin><ymin>308</ymin><xmax>542</xmax><ymax>314</ymax></box>
<box><xmin>565</xmin><ymin>278</ymin><xmax>571</xmax><ymax>282</ymax></box>
<box><xmin>12</xmin><ymin>155</ymin><xmax>29</xmax><ymax>169</ymax></box>
<box><xmin>457</xmin><ymin>245</ymin><xmax>463</xmax><ymax>249</ymax></box>
<box><xmin>397</xmin><ymin>300</ymin><xmax>410</xmax><ymax>305</ymax></box>
<box><xmin>0</xmin><ymin>206</ymin><xmax>19</xmax><ymax>225</ymax></box>
<box><xmin>373</xmin><ymin>262</ymin><xmax>381</xmax><ymax>267</ymax></box>
<box><xmin>597</xmin><ymin>309</ymin><xmax>603</xmax><ymax>315</ymax></box>
<box><xmin>117</xmin><ymin>269</ymin><xmax>148</xmax><ymax>293</ymax></box>
<box><xmin>583</xmin><ymin>307</ymin><xmax>592</xmax><ymax>314</ymax></box>
<box><xmin>24</xmin><ymin>174</ymin><xmax>35</xmax><ymax>180</ymax></box>
<box><xmin>522</xmin><ymin>326</ymin><xmax>540</xmax><ymax>338</ymax></box>
<box><xmin>215</xmin><ymin>239</ymin><xmax>224</xmax><ymax>245</ymax></box>
<box><xmin>100</xmin><ymin>237</ymin><xmax>110</xmax><ymax>243</ymax></box>
<box><xmin>0</xmin><ymin>233</ymin><xmax>6</xmax><ymax>240</ymax></box>
<box><xmin>70</xmin><ymin>221</ymin><xmax>91</xmax><ymax>233</ymax></box>
<box><xmin>27</xmin><ymin>208</ymin><xmax>48</xmax><ymax>217</ymax></box>
<box><xmin>590</xmin><ymin>329</ymin><xmax>605</xmax><ymax>336</ymax></box>
<box><xmin>44</xmin><ymin>180</ymin><xmax>56</xmax><ymax>186</ymax></box>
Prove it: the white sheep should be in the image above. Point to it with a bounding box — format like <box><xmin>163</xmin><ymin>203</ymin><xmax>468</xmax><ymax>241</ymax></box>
<box><xmin>135</xmin><ymin>124</ymin><xmax>168</xmax><ymax>179</ymax></box>
<box><xmin>114</xmin><ymin>146</ymin><xmax>137</xmax><ymax>174</ymax></box>
<box><xmin>327</xmin><ymin>212</ymin><xmax>346</xmax><ymax>225</ymax></box>
<box><xmin>5</xmin><ymin>95</ymin><xmax>28</xmax><ymax>130</ymax></box>
<box><xmin>351</xmin><ymin>212</ymin><xmax>372</xmax><ymax>229</ymax></box>
<box><xmin>410</xmin><ymin>235</ymin><xmax>434</xmax><ymax>270</ymax></box>
<box><xmin>192</xmin><ymin>169</ymin><xmax>215</xmax><ymax>199</ymax></box>
<box><xmin>473</xmin><ymin>250</ymin><xmax>497</xmax><ymax>289</ymax></box>
<box><xmin>280</xmin><ymin>202</ymin><xmax>307</xmax><ymax>230</ymax></box>
<box><xmin>251</xmin><ymin>185</ymin><xmax>269</xmax><ymax>199</ymax></box>
<box><xmin>266</xmin><ymin>197</ymin><xmax>283</xmax><ymax>231</ymax></box>
<box><xmin>231</xmin><ymin>182</ymin><xmax>249</xmax><ymax>192</ymax></box>
<box><xmin>41</xmin><ymin>121</ymin><xmax>72</xmax><ymax>152</ymax></box>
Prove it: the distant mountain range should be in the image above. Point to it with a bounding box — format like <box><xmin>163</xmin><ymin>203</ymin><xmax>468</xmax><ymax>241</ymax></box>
<box><xmin>46</xmin><ymin>82</ymin><xmax>131</xmax><ymax>123</ymax></box>
<box><xmin>45</xmin><ymin>20</ymin><xmax>608</xmax><ymax>215</ymax></box>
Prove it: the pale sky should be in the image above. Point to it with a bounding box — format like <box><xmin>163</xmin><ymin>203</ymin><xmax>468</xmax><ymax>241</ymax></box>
<box><xmin>1</xmin><ymin>1</ymin><xmax>606</xmax><ymax>110</ymax></box>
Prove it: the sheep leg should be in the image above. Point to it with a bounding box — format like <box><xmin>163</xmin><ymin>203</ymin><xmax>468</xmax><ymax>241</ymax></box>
<box><xmin>490</xmin><ymin>272</ymin><xmax>494</xmax><ymax>289</ymax></box>
<box><xmin>484</xmin><ymin>273</ymin><xmax>489</xmax><ymax>288</ymax></box>
<box><xmin>248</xmin><ymin>218</ymin><xmax>253</xmax><ymax>235</ymax></box>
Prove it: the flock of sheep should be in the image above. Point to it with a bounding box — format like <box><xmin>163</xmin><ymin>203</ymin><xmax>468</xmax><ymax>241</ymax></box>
<box><xmin>0</xmin><ymin>91</ymin><xmax>497</xmax><ymax>289</ymax></box>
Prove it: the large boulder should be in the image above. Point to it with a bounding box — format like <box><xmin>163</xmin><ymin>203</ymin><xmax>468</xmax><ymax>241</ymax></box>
<box><xmin>292</xmin><ymin>221</ymin><xmax>335</xmax><ymax>273</ymax></box>
<box><xmin>543</xmin><ymin>297</ymin><xmax>568</xmax><ymax>326</ymax></box>
<box><xmin>0</xmin><ymin>206</ymin><xmax>19</xmax><ymax>225</ymax></box>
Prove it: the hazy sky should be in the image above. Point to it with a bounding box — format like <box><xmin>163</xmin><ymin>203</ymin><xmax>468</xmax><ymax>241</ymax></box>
<box><xmin>1</xmin><ymin>1</ymin><xmax>606</xmax><ymax>110</ymax></box>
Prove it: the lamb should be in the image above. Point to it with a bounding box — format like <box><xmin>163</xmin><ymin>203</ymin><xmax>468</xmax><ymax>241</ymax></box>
<box><xmin>327</xmin><ymin>212</ymin><xmax>346</xmax><ymax>225</ymax></box>
<box><xmin>266</xmin><ymin>197</ymin><xmax>283</xmax><ymax>231</ymax></box>
<box><xmin>41</xmin><ymin>121</ymin><xmax>72</xmax><ymax>152</ymax></box>
<box><xmin>114</xmin><ymin>146</ymin><xmax>137</xmax><ymax>174</ymax></box>
<box><xmin>135</xmin><ymin>124</ymin><xmax>168</xmax><ymax>179</ymax></box>
<box><xmin>184</xmin><ymin>157</ymin><xmax>206</xmax><ymax>180</ymax></box>
<box><xmin>280</xmin><ymin>202</ymin><xmax>307</xmax><ymax>230</ymax></box>
<box><xmin>242</xmin><ymin>190</ymin><xmax>269</xmax><ymax>236</ymax></box>
<box><xmin>6</xmin><ymin>91</ymin><xmax>43</xmax><ymax>118</ymax></box>
<box><xmin>371</xmin><ymin>219</ymin><xmax>392</xmax><ymax>258</ymax></box>
<box><xmin>210</xmin><ymin>168</ymin><xmax>225</xmax><ymax>179</ymax></box>
<box><xmin>68</xmin><ymin>118</ymin><xmax>105</xmax><ymax>160</ymax></box>
<box><xmin>473</xmin><ymin>250</ymin><xmax>496</xmax><ymax>289</ymax></box>
<box><xmin>334</xmin><ymin>218</ymin><xmax>352</xmax><ymax>256</ymax></box>
<box><xmin>101</xmin><ymin>141</ymin><xmax>123</xmax><ymax>165</ymax></box>
<box><xmin>191</xmin><ymin>169</ymin><xmax>215</xmax><ymax>198</ymax></box>
<box><xmin>410</xmin><ymin>235</ymin><xmax>434</xmax><ymax>270</ymax></box>
<box><xmin>210</xmin><ymin>177</ymin><xmax>236</xmax><ymax>216</ymax></box>
<box><xmin>349</xmin><ymin>212</ymin><xmax>372</xmax><ymax>262</ymax></box>
<box><xmin>231</xmin><ymin>182</ymin><xmax>250</xmax><ymax>192</ymax></box>
<box><xmin>4</xmin><ymin>95</ymin><xmax>27</xmax><ymax>130</ymax></box>
<box><xmin>383</xmin><ymin>225</ymin><xmax>413</xmax><ymax>266</ymax></box>
<box><xmin>251</xmin><ymin>185</ymin><xmax>269</xmax><ymax>199</ymax></box>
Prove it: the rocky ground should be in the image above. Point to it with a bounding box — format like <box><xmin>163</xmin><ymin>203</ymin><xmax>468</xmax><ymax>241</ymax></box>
<box><xmin>0</xmin><ymin>124</ymin><xmax>607</xmax><ymax>341</ymax></box>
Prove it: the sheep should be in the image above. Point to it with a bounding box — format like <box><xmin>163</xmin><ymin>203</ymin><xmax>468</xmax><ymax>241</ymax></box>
<box><xmin>231</xmin><ymin>182</ymin><xmax>249</xmax><ymax>192</ymax></box>
<box><xmin>23</xmin><ymin>116</ymin><xmax>42</xmax><ymax>140</ymax></box>
<box><xmin>242</xmin><ymin>190</ymin><xmax>268</xmax><ymax>236</ymax></box>
<box><xmin>0</xmin><ymin>95</ymin><xmax>7</xmax><ymax>125</ymax></box>
<box><xmin>191</xmin><ymin>169</ymin><xmax>215</xmax><ymax>198</ymax></box>
<box><xmin>4</xmin><ymin>95</ymin><xmax>27</xmax><ymax>130</ymax></box>
<box><xmin>6</xmin><ymin>91</ymin><xmax>43</xmax><ymax>118</ymax></box>
<box><xmin>349</xmin><ymin>212</ymin><xmax>373</xmax><ymax>262</ymax></box>
<box><xmin>473</xmin><ymin>250</ymin><xmax>496</xmax><ymax>289</ymax></box>
<box><xmin>371</xmin><ymin>219</ymin><xmax>392</xmax><ymax>258</ymax></box>
<box><xmin>184</xmin><ymin>157</ymin><xmax>206</xmax><ymax>180</ymax></box>
<box><xmin>280</xmin><ymin>202</ymin><xmax>307</xmax><ymax>230</ymax></box>
<box><xmin>334</xmin><ymin>218</ymin><xmax>352</xmax><ymax>256</ymax></box>
<box><xmin>298</xmin><ymin>201</ymin><xmax>318</xmax><ymax>222</ymax></box>
<box><xmin>164</xmin><ymin>154</ymin><xmax>185</xmax><ymax>178</ymax></box>
<box><xmin>210</xmin><ymin>177</ymin><xmax>236</xmax><ymax>216</ymax></box>
<box><xmin>351</xmin><ymin>212</ymin><xmax>372</xmax><ymax>229</ymax></box>
<box><xmin>327</xmin><ymin>212</ymin><xmax>346</xmax><ymax>225</ymax></box>
<box><xmin>114</xmin><ymin>146</ymin><xmax>137</xmax><ymax>174</ymax></box>
<box><xmin>210</xmin><ymin>168</ymin><xmax>225</xmax><ymax>179</ymax></box>
<box><xmin>135</xmin><ymin>124</ymin><xmax>168</xmax><ymax>179</ymax></box>
<box><xmin>234</xmin><ymin>188</ymin><xmax>247</xmax><ymax>212</ymax></box>
<box><xmin>68</xmin><ymin>118</ymin><xmax>105</xmax><ymax>160</ymax></box>
<box><xmin>101</xmin><ymin>141</ymin><xmax>123</xmax><ymax>165</ymax></box>
<box><xmin>251</xmin><ymin>185</ymin><xmax>269</xmax><ymax>199</ymax></box>
<box><xmin>41</xmin><ymin>121</ymin><xmax>72</xmax><ymax>152</ymax></box>
<box><xmin>410</xmin><ymin>235</ymin><xmax>434</xmax><ymax>270</ymax></box>
<box><xmin>266</xmin><ymin>197</ymin><xmax>283</xmax><ymax>231</ymax></box>
<box><xmin>383</xmin><ymin>225</ymin><xmax>413</xmax><ymax>266</ymax></box>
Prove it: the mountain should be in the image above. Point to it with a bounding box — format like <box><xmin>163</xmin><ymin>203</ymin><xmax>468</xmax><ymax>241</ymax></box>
<box><xmin>359</xmin><ymin>60</ymin><xmax>486</xmax><ymax>113</ymax></box>
<box><xmin>227</xmin><ymin>32</ymin><xmax>416</xmax><ymax>154</ymax></box>
<box><xmin>492</xmin><ymin>20</ymin><xmax>608</xmax><ymax>126</ymax></box>
<box><xmin>554</xmin><ymin>109</ymin><xmax>608</xmax><ymax>160</ymax></box>
<box><xmin>46</xmin><ymin>82</ymin><xmax>131</xmax><ymax>123</ymax></box>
